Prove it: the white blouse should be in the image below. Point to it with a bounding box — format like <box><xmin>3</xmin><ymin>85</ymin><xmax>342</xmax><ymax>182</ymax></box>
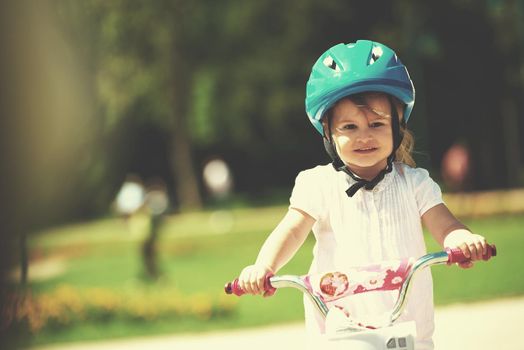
<box><xmin>289</xmin><ymin>162</ymin><xmax>443</xmax><ymax>350</ymax></box>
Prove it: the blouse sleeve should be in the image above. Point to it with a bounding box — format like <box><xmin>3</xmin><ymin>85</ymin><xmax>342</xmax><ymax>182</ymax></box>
<box><xmin>411</xmin><ymin>168</ymin><xmax>444</xmax><ymax>216</ymax></box>
<box><xmin>289</xmin><ymin>169</ymin><xmax>324</xmax><ymax>221</ymax></box>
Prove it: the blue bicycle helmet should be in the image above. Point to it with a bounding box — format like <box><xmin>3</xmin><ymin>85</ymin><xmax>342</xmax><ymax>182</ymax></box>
<box><xmin>305</xmin><ymin>40</ymin><xmax>415</xmax><ymax>135</ymax></box>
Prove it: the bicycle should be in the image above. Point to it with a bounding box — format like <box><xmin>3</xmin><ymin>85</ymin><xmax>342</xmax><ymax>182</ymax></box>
<box><xmin>225</xmin><ymin>244</ymin><xmax>496</xmax><ymax>349</ymax></box>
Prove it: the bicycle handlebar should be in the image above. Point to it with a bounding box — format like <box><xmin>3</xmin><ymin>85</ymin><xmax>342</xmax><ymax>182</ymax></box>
<box><xmin>225</xmin><ymin>244</ymin><xmax>496</xmax><ymax>327</ymax></box>
<box><xmin>225</xmin><ymin>244</ymin><xmax>496</xmax><ymax>297</ymax></box>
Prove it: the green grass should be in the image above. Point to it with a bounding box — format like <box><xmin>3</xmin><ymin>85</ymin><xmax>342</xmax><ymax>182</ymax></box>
<box><xmin>428</xmin><ymin>215</ymin><xmax>524</xmax><ymax>303</ymax></box>
<box><xmin>16</xmin><ymin>209</ymin><xmax>524</xmax><ymax>347</ymax></box>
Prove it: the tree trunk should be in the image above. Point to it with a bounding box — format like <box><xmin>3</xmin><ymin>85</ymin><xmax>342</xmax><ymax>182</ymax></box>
<box><xmin>169</xmin><ymin>36</ymin><xmax>202</xmax><ymax>212</ymax></box>
<box><xmin>171</xmin><ymin>119</ymin><xmax>202</xmax><ymax>211</ymax></box>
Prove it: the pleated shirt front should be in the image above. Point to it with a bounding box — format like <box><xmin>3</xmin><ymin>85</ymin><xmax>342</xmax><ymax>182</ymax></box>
<box><xmin>289</xmin><ymin>162</ymin><xmax>443</xmax><ymax>350</ymax></box>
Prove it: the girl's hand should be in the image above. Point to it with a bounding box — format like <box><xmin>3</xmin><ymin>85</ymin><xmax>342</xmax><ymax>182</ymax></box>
<box><xmin>238</xmin><ymin>264</ymin><xmax>275</xmax><ymax>297</ymax></box>
<box><xmin>443</xmin><ymin>229</ymin><xmax>488</xmax><ymax>268</ymax></box>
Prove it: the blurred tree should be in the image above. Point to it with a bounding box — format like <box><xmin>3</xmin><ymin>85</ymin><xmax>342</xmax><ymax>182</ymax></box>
<box><xmin>483</xmin><ymin>0</ymin><xmax>524</xmax><ymax>187</ymax></box>
<box><xmin>1</xmin><ymin>0</ymin><xmax>103</xmax><ymax>346</ymax></box>
<box><xmin>1</xmin><ymin>0</ymin><xmax>103</xmax><ymax>279</ymax></box>
<box><xmin>65</xmin><ymin>0</ymin><xmax>203</xmax><ymax>211</ymax></box>
<box><xmin>77</xmin><ymin>0</ymin><xmax>523</xmax><ymax>195</ymax></box>
<box><xmin>418</xmin><ymin>0</ymin><xmax>524</xmax><ymax>190</ymax></box>
<box><xmin>41</xmin><ymin>0</ymin><xmax>524</xmax><ymax>222</ymax></box>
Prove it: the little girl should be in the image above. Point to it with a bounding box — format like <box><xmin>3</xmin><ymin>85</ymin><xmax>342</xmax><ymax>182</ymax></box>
<box><xmin>237</xmin><ymin>40</ymin><xmax>488</xmax><ymax>349</ymax></box>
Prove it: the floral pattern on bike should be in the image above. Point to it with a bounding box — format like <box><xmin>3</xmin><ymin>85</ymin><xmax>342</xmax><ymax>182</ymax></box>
<box><xmin>310</xmin><ymin>258</ymin><xmax>413</xmax><ymax>302</ymax></box>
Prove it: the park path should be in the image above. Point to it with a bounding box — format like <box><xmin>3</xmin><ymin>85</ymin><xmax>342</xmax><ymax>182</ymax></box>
<box><xmin>36</xmin><ymin>296</ymin><xmax>524</xmax><ymax>350</ymax></box>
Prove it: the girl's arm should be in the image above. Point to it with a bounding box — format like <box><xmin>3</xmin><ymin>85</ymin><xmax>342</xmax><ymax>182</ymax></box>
<box><xmin>238</xmin><ymin>208</ymin><xmax>315</xmax><ymax>296</ymax></box>
<box><xmin>421</xmin><ymin>203</ymin><xmax>488</xmax><ymax>268</ymax></box>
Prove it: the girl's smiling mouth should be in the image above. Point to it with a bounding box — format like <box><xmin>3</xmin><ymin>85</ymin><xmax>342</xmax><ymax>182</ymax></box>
<box><xmin>354</xmin><ymin>147</ymin><xmax>378</xmax><ymax>154</ymax></box>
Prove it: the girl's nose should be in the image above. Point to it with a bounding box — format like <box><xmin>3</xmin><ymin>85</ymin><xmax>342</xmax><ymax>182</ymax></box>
<box><xmin>354</xmin><ymin>127</ymin><xmax>373</xmax><ymax>143</ymax></box>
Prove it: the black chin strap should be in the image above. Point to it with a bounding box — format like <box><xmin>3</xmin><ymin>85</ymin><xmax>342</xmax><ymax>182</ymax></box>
<box><xmin>324</xmin><ymin>96</ymin><xmax>404</xmax><ymax>197</ymax></box>
<box><xmin>342</xmin><ymin>156</ymin><xmax>395</xmax><ymax>196</ymax></box>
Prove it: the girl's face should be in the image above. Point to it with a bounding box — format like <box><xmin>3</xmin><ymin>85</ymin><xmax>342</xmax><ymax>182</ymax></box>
<box><xmin>327</xmin><ymin>94</ymin><xmax>394</xmax><ymax>179</ymax></box>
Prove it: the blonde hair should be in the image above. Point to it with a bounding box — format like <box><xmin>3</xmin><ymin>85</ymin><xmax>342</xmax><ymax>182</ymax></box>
<box><xmin>396</xmin><ymin>126</ymin><xmax>416</xmax><ymax>167</ymax></box>
<box><xmin>390</xmin><ymin>95</ymin><xmax>416</xmax><ymax>167</ymax></box>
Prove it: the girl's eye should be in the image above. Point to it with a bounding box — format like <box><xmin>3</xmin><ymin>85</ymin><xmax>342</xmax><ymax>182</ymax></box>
<box><xmin>370</xmin><ymin>122</ymin><xmax>384</xmax><ymax>128</ymax></box>
<box><xmin>341</xmin><ymin>124</ymin><xmax>357</xmax><ymax>130</ymax></box>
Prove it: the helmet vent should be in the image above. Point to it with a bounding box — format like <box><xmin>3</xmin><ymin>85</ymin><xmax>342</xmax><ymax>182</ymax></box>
<box><xmin>369</xmin><ymin>46</ymin><xmax>383</xmax><ymax>65</ymax></box>
<box><xmin>323</xmin><ymin>56</ymin><xmax>340</xmax><ymax>72</ymax></box>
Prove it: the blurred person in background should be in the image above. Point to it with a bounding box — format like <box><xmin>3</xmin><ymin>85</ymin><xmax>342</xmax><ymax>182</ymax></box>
<box><xmin>441</xmin><ymin>143</ymin><xmax>471</xmax><ymax>192</ymax></box>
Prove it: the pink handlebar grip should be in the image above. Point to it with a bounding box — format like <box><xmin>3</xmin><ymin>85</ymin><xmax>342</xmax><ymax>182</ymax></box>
<box><xmin>224</xmin><ymin>279</ymin><xmax>245</xmax><ymax>296</ymax></box>
<box><xmin>446</xmin><ymin>244</ymin><xmax>497</xmax><ymax>264</ymax></box>
<box><xmin>224</xmin><ymin>273</ymin><xmax>276</xmax><ymax>296</ymax></box>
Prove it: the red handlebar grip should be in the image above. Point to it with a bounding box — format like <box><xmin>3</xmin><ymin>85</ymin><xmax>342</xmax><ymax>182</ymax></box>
<box><xmin>224</xmin><ymin>273</ymin><xmax>276</xmax><ymax>296</ymax></box>
<box><xmin>446</xmin><ymin>244</ymin><xmax>497</xmax><ymax>264</ymax></box>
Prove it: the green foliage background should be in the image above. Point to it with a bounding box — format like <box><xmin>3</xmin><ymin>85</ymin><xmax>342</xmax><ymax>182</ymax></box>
<box><xmin>1</xmin><ymin>1</ymin><xmax>524</xmax><ymax>348</ymax></box>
